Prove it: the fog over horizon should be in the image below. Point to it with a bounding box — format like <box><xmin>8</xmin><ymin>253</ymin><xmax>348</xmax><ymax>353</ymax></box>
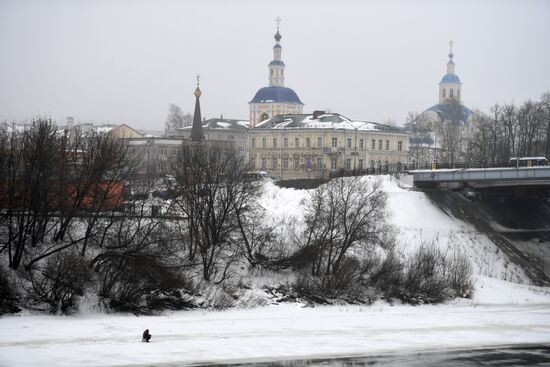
<box><xmin>1</xmin><ymin>0</ymin><xmax>549</xmax><ymax>131</ymax></box>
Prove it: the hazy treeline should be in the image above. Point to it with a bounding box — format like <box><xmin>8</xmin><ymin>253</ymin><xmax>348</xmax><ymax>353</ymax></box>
<box><xmin>409</xmin><ymin>92</ymin><xmax>550</xmax><ymax>165</ymax></box>
<box><xmin>465</xmin><ymin>92</ymin><xmax>550</xmax><ymax>164</ymax></box>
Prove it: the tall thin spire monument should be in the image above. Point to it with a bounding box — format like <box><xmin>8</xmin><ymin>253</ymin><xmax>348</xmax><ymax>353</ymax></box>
<box><xmin>190</xmin><ymin>75</ymin><xmax>204</xmax><ymax>142</ymax></box>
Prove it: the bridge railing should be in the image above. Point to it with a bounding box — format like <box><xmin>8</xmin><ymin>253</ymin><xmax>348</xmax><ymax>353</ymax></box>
<box><xmin>328</xmin><ymin>161</ymin><xmax>521</xmax><ymax>179</ymax></box>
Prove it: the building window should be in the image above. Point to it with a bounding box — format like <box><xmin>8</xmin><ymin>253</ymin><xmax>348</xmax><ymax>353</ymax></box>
<box><xmin>284</xmin><ymin>137</ymin><xmax>288</xmax><ymax>148</ymax></box>
<box><xmin>272</xmin><ymin>138</ymin><xmax>277</xmax><ymax>148</ymax></box>
<box><xmin>238</xmin><ymin>146</ymin><xmax>244</xmax><ymax>152</ymax></box>
<box><xmin>250</xmin><ymin>156</ymin><xmax>256</xmax><ymax>169</ymax></box>
<box><xmin>293</xmin><ymin>156</ymin><xmax>299</xmax><ymax>169</ymax></box>
<box><xmin>271</xmin><ymin>157</ymin><xmax>277</xmax><ymax>168</ymax></box>
<box><xmin>442</xmin><ymin>88</ymin><xmax>446</xmax><ymax>98</ymax></box>
<box><xmin>171</xmin><ymin>148</ymin><xmax>178</xmax><ymax>156</ymax></box>
<box><xmin>398</xmin><ymin>141</ymin><xmax>403</xmax><ymax>151</ymax></box>
<box><xmin>228</xmin><ymin>135</ymin><xmax>235</xmax><ymax>140</ymax></box>
<box><xmin>450</xmin><ymin>89</ymin><xmax>454</xmax><ymax>98</ymax></box>
<box><xmin>317</xmin><ymin>137</ymin><xmax>323</xmax><ymax>148</ymax></box>
<box><xmin>331</xmin><ymin>137</ymin><xmax>338</xmax><ymax>148</ymax></box>
<box><xmin>378</xmin><ymin>140</ymin><xmax>382</xmax><ymax>150</ymax></box>
<box><xmin>347</xmin><ymin>138</ymin><xmax>352</xmax><ymax>149</ymax></box>
<box><xmin>160</xmin><ymin>161</ymin><xmax>167</xmax><ymax>171</ymax></box>
<box><xmin>251</xmin><ymin>138</ymin><xmax>256</xmax><ymax>148</ymax></box>
<box><xmin>386</xmin><ymin>140</ymin><xmax>390</xmax><ymax>150</ymax></box>
<box><xmin>262</xmin><ymin>138</ymin><xmax>266</xmax><ymax>148</ymax></box>
<box><xmin>218</xmin><ymin>133</ymin><xmax>223</xmax><ymax>139</ymax></box>
<box><xmin>331</xmin><ymin>157</ymin><xmax>338</xmax><ymax>170</ymax></box>
<box><xmin>317</xmin><ymin>157</ymin><xmax>323</xmax><ymax>169</ymax></box>
<box><xmin>283</xmin><ymin>156</ymin><xmax>289</xmax><ymax>169</ymax></box>
<box><xmin>306</xmin><ymin>137</ymin><xmax>311</xmax><ymax>148</ymax></box>
<box><xmin>261</xmin><ymin>158</ymin><xmax>266</xmax><ymax>169</ymax></box>
<box><xmin>458</xmin><ymin>89</ymin><xmax>460</xmax><ymax>98</ymax></box>
<box><xmin>384</xmin><ymin>160</ymin><xmax>389</xmax><ymax>172</ymax></box>
<box><xmin>295</xmin><ymin>137</ymin><xmax>299</xmax><ymax>148</ymax></box>
<box><xmin>358</xmin><ymin>159</ymin><xmax>364</xmax><ymax>170</ymax></box>
<box><xmin>159</xmin><ymin>147</ymin><xmax>167</xmax><ymax>155</ymax></box>
<box><xmin>370</xmin><ymin>160</ymin><xmax>375</xmax><ymax>170</ymax></box>
<box><xmin>359</xmin><ymin>139</ymin><xmax>364</xmax><ymax>149</ymax></box>
<box><xmin>346</xmin><ymin>158</ymin><xmax>351</xmax><ymax>170</ymax></box>
<box><xmin>371</xmin><ymin>140</ymin><xmax>375</xmax><ymax>150</ymax></box>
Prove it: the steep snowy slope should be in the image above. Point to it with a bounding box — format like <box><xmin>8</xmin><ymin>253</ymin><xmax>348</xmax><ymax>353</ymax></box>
<box><xmin>262</xmin><ymin>176</ymin><xmax>530</xmax><ymax>285</ymax></box>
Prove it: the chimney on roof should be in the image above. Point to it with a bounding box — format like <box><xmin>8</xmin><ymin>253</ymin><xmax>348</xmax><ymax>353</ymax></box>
<box><xmin>313</xmin><ymin>110</ymin><xmax>325</xmax><ymax>119</ymax></box>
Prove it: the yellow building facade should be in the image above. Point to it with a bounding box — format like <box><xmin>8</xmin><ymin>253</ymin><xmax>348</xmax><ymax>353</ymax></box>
<box><xmin>249</xmin><ymin>113</ymin><xmax>409</xmax><ymax>179</ymax></box>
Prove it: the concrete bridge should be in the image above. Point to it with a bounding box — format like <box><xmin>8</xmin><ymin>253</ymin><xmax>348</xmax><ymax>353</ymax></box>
<box><xmin>411</xmin><ymin>166</ymin><xmax>550</xmax><ymax>197</ymax></box>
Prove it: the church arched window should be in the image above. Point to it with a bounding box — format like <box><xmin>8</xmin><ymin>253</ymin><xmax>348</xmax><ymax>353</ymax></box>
<box><xmin>442</xmin><ymin>89</ymin><xmax>446</xmax><ymax>98</ymax></box>
<box><xmin>450</xmin><ymin>89</ymin><xmax>454</xmax><ymax>98</ymax></box>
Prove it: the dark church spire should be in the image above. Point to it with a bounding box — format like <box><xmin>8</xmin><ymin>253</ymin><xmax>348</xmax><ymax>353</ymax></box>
<box><xmin>190</xmin><ymin>75</ymin><xmax>204</xmax><ymax>142</ymax></box>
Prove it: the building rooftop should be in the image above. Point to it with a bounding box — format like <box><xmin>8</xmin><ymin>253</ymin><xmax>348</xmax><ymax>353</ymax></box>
<box><xmin>255</xmin><ymin>113</ymin><xmax>407</xmax><ymax>133</ymax></box>
<box><xmin>249</xmin><ymin>86</ymin><xmax>303</xmax><ymax>105</ymax></box>
<box><xmin>425</xmin><ymin>103</ymin><xmax>474</xmax><ymax>122</ymax></box>
<box><xmin>440</xmin><ymin>73</ymin><xmax>461</xmax><ymax>84</ymax></box>
<box><xmin>178</xmin><ymin>118</ymin><xmax>249</xmax><ymax>132</ymax></box>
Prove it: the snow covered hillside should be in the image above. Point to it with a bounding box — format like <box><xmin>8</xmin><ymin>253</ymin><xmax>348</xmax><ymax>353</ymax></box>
<box><xmin>261</xmin><ymin>176</ymin><xmax>529</xmax><ymax>285</ymax></box>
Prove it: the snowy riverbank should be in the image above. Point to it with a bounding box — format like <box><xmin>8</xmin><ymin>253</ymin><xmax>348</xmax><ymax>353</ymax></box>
<box><xmin>2</xmin><ymin>176</ymin><xmax>550</xmax><ymax>366</ymax></box>
<box><xmin>1</xmin><ymin>277</ymin><xmax>550</xmax><ymax>367</ymax></box>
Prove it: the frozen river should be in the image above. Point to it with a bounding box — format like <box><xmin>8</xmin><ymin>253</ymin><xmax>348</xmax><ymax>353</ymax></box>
<box><xmin>202</xmin><ymin>345</ymin><xmax>550</xmax><ymax>367</ymax></box>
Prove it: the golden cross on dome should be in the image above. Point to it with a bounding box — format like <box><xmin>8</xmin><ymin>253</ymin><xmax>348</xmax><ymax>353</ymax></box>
<box><xmin>275</xmin><ymin>17</ymin><xmax>281</xmax><ymax>31</ymax></box>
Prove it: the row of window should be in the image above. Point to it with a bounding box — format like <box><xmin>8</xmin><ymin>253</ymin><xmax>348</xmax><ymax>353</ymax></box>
<box><xmin>250</xmin><ymin>156</ymin><xmax>402</xmax><ymax>171</ymax></box>
<box><xmin>216</xmin><ymin>133</ymin><xmax>245</xmax><ymax>141</ymax></box>
<box><xmin>442</xmin><ymin>88</ymin><xmax>460</xmax><ymax>98</ymax></box>
<box><xmin>133</xmin><ymin>146</ymin><xmax>181</xmax><ymax>156</ymax></box>
<box><xmin>251</xmin><ymin>137</ymin><xmax>403</xmax><ymax>151</ymax></box>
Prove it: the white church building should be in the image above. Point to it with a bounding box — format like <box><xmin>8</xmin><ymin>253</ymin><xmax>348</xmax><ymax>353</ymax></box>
<box><xmin>249</xmin><ymin>19</ymin><xmax>304</xmax><ymax>127</ymax></box>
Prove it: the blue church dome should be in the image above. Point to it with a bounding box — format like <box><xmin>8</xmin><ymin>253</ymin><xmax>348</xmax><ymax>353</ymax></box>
<box><xmin>268</xmin><ymin>60</ymin><xmax>285</xmax><ymax>66</ymax></box>
<box><xmin>249</xmin><ymin>86</ymin><xmax>304</xmax><ymax>104</ymax></box>
<box><xmin>440</xmin><ymin>74</ymin><xmax>461</xmax><ymax>84</ymax></box>
<box><xmin>425</xmin><ymin>103</ymin><xmax>474</xmax><ymax>121</ymax></box>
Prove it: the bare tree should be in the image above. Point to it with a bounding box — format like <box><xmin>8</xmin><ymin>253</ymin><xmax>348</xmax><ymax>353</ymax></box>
<box><xmin>296</xmin><ymin>177</ymin><xmax>390</xmax><ymax>293</ymax></box>
<box><xmin>171</xmin><ymin>141</ymin><xmax>257</xmax><ymax>282</ymax></box>
<box><xmin>0</xmin><ymin>118</ymin><xmax>137</xmax><ymax>271</ymax></box>
<box><xmin>165</xmin><ymin>104</ymin><xmax>192</xmax><ymax>136</ymax></box>
<box><xmin>406</xmin><ymin>111</ymin><xmax>435</xmax><ymax>166</ymax></box>
<box><xmin>434</xmin><ymin>100</ymin><xmax>467</xmax><ymax>165</ymax></box>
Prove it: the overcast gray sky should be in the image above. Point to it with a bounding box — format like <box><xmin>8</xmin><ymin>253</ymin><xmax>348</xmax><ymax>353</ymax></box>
<box><xmin>1</xmin><ymin>0</ymin><xmax>549</xmax><ymax>130</ymax></box>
